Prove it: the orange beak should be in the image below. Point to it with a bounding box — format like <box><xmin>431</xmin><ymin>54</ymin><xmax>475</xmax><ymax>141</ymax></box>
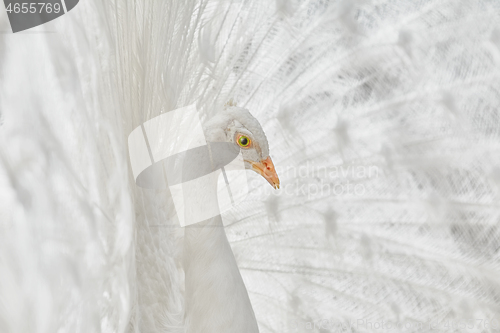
<box><xmin>250</xmin><ymin>157</ymin><xmax>280</xmax><ymax>189</ymax></box>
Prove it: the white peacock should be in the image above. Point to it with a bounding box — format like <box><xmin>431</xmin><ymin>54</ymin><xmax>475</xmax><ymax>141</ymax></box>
<box><xmin>0</xmin><ymin>1</ymin><xmax>499</xmax><ymax>333</ymax></box>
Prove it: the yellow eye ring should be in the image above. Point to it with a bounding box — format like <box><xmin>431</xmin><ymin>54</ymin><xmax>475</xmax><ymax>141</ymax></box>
<box><xmin>237</xmin><ymin>135</ymin><xmax>251</xmax><ymax>148</ymax></box>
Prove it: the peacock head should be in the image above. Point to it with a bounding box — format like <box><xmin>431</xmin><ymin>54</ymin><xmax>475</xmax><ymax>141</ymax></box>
<box><xmin>204</xmin><ymin>104</ymin><xmax>280</xmax><ymax>189</ymax></box>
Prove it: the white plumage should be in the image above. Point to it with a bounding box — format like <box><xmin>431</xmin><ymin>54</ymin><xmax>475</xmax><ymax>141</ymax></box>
<box><xmin>1</xmin><ymin>0</ymin><xmax>500</xmax><ymax>332</ymax></box>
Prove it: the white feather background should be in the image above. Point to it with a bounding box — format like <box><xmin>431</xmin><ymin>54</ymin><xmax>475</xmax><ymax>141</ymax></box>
<box><xmin>1</xmin><ymin>0</ymin><xmax>500</xmax><ymax>332</ymax></box>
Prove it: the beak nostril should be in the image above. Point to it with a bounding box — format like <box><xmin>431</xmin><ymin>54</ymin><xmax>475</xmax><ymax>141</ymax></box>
<box><xmin>263</xmin><ymin>162</ymin><xmax>272</xmax><ymax>170</ymax></box>
<box><xmin>254</xmin><ymin>157</ymin><xmax>279</xmax><ymax>189</ymax></box>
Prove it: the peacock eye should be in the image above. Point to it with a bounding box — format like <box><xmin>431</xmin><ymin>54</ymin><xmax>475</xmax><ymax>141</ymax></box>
<box><xmin>237</xmin><ymin>135</ymin><xmax>251</xmax><ymax>148</ymax></box>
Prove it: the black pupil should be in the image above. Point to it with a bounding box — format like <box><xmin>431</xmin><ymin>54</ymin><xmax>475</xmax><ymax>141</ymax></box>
<box><xmin>240</xmin><ymin>137</ymin><xmax>248</xmax><ymax>145</ymax></box>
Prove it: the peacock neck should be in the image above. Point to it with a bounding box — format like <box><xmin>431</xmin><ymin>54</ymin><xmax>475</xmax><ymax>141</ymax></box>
<box><xmin>183</xmin><ymin>216</ymin><xmax>259</xmax><ymax>333</ymax></box>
